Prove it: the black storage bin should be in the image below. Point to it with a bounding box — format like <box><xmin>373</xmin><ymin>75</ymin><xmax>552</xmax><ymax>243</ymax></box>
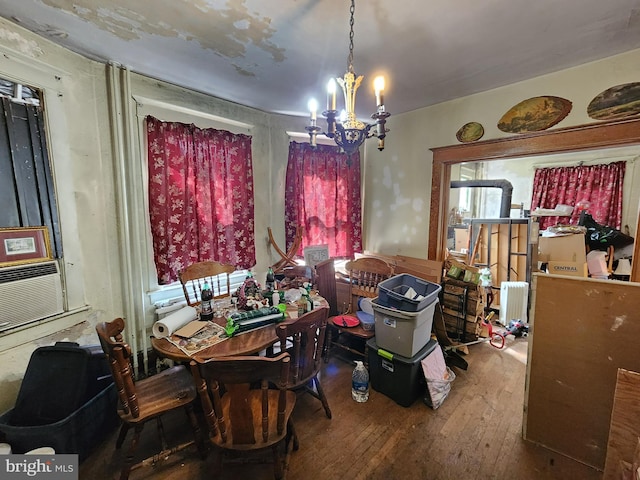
<box><xmin>0</xmin><ymin>342</ymin><xmax>118</xmax><ymax>461</ymax></box>
<box><xmin>367</xmin><ymin>337</ymin><xmax>438</xmax><ymax>407</ymax></box>
<box><xmin>0</xmin><ymin>384</ymin><xmax>117</xmax><ymax>461</ymax></box>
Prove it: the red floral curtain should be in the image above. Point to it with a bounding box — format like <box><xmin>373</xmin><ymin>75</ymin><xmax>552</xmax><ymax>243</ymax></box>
<box><xmin>530</xmin><ymin>161</ymin><xmax>625</xmax><ymax>230</ymax></box>
<box><xmin>285</xmin><ymin>142</ymin><xmax>362</xmax><ymax>258</ymax></box>
<box><xmin>147</xmin><ymin>116</ymin><xmax>255</xmax><ymax>284</ymax></box>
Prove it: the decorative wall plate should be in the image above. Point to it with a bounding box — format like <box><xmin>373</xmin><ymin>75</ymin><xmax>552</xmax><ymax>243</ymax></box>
<box><xmin>498</xmin><ymin>96</ymin><xmax>572</xmax><ymax>134</ymax></box>
<box><xmin>587</xmin><ymin>82</ymin><xmax>640</xmax><ymax>121</ymax></box>
<box><xmin>456</xmin><ymin>122</ymin><xmax>484</xmax><ymax>143</ymax></box>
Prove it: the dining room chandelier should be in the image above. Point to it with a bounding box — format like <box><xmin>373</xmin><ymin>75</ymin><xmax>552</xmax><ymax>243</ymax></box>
<box><xmin>306</xmin><ymin>0</ymin><xmax>390</xmax><ymax>156</ymax></box>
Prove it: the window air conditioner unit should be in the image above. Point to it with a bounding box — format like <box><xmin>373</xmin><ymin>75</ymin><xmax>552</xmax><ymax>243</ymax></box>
<box><xmin>0</xmin><ymin>261</ymin><xmax>64</xmax><ymax>330</ymax></box>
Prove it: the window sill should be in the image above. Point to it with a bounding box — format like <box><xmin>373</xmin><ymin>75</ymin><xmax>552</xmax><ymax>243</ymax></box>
<box><xmin>0</xmin><ymin>307</ymin><xmax>89</xmax><ymax>353</ymax></box>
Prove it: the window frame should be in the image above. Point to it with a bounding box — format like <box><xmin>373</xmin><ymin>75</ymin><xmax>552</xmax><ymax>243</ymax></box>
<box><xmin>134</xmin><ymin>96</ymin><xmax>254</xmax><ymax>304</ymax></box>
<box><xmin>0</xmin><ymin>60</ymin><xmax>91</xmax><ymax>349</ymax></box>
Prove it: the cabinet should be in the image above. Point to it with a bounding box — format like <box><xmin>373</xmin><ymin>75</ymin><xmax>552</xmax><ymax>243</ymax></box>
<box><xmin>467</xmin><ymin>218</ymin><xmax>532</xmax><ymax>286</ymax></box>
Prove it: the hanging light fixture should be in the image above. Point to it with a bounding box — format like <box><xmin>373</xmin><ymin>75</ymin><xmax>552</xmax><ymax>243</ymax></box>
<box><xmin>306</xmin><ymin>0</ymin><xmax>390</xmax><ymax>156</ymax></box>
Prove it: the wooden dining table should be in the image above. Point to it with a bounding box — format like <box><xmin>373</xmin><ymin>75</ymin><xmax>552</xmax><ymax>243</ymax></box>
<box><xmin>151</xmin><ymin>295</ymin><xmax>328</xmax><ymax>363</ymax></box>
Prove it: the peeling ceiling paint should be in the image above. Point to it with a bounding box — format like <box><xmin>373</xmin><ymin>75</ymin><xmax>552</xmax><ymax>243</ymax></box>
<box><xmin>0</xmin><ymin>0</ymin><xmax>639</xmax><ymax>117</ymax></box>
<box><xmin>42</xmin><ymin>0</ymin><xmax>285</xmax><ymax>70</ymax></box>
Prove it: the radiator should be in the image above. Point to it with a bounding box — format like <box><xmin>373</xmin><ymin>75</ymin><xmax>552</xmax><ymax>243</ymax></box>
<box><xmin>499</xmin><ymin>281</ymin><xmax>529</xmax><ymax>326</ymax></box>
<box><xmin>0</xmin><ymin>261</ymin><xmax>64</xmax><ymax>330</ymax></box>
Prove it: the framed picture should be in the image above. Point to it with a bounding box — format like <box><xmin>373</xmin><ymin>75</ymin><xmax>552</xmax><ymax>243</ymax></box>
<box><xmin>0</xmin><ymin>226</ymin><xmax>52</xmax><ymax>267</ymax></box>
<box><xmin>304</xmin><ymin>244</ymin><xmax>329</xmax><ymax>268</ymax></box>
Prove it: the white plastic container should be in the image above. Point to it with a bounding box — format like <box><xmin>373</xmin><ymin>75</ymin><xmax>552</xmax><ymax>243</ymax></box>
<box><xmin>372</xmin><ymin>297</ymin><xmax>437</xmax><ymax>358</ymax></box>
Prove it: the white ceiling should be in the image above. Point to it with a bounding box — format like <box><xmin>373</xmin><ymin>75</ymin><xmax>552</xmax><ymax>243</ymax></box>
<box><xmin>0</xmin><ymin>0</ymin><xmax>639</xmax><ymax>120</ymax></box>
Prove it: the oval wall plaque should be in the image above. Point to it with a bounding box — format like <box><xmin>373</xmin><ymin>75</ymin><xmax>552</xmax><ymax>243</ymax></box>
<box><xmin>497</xmin><ymin>96</ymin><xmax>572</xmax><ymax>134</ymax></box>
<box><xmin>587</xmin><ymin>82</ymin><xmax>640</xmax><ymax>121</ymax></box>
<box><xmin>456</xmin><ymin>122</ymin><xmax>484</xmax><ymax>143</ymax></box>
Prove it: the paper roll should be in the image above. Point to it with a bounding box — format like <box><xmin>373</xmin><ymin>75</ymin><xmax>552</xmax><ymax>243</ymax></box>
<box><xmin>152</xmin><ymin>306</ymin><xmax>198</xmax><ymax>338</ymax></box>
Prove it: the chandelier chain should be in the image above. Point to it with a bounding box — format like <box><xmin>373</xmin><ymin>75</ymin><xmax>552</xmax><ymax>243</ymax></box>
<box><xmin>347</xmin><ymin>0</ymin><xmax>355</xmax><ymax>73</ymax></box>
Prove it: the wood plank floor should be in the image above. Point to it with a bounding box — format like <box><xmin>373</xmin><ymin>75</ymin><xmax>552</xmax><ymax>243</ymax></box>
<box><xmin>80</xmin><ymin>337</ymin><xmax>603</xmax><ymax>479</ymax></box>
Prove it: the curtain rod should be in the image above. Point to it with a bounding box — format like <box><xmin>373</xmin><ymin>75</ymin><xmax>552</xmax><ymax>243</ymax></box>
<box><xmin>532</xmin><ymin>154</ymin><xmax>639</xmax><ymax>170</ymax></box>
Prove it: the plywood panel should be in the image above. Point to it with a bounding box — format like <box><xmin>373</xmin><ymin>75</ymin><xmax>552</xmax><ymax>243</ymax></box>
<box><xmin>603</xmin><ymin>369</ymin><xmax>640</xmax><ymax>479</ymax></box>
<box><xmin>524</xmin><ymin>274</ymin><xmax>640</xmax><ymax>470</ymax></box>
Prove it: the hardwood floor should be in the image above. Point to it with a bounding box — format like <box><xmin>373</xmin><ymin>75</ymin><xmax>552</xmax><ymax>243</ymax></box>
<box><xmin>80</xmin><ymin>336</ymin><xmax>602</xmax><ymax>479</ymax></box>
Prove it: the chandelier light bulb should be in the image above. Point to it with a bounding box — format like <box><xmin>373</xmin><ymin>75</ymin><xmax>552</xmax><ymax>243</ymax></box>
<box><xmin>308</xmin><ymin>98</ymin><xmax>318</xmax><ymax>122</ymax></box>
<box><xmin>374</xmin><ymin>76</ymin><xmax>385</xmax><ymax>108</ymax></box>
<box><xmin>327</xmin><ymin>79</ymin><xmax>337</xmax><ymax>111</ymax></box>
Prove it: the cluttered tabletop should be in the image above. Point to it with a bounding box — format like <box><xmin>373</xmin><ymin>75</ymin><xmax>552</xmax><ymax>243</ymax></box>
<box><xmin>151</xmin><ymin>285</ymin><xmax>328</xmax><ymax>363</ymax></box>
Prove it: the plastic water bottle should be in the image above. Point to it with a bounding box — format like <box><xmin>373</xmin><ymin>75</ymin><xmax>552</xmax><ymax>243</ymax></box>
<box><xmin>352</xmin><ymin>361</ymin><xmax>369</xmax><ymax>402</ymax></box>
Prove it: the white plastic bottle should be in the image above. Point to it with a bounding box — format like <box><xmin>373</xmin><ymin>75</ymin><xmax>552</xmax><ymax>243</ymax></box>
<box><xmin>352</xmin><ymin>361</ymin><xmax>369</xmax><ymax>402</ymax></box>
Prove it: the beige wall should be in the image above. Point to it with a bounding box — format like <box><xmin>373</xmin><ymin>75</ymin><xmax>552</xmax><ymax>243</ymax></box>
<box><xmin>0</xmin><ymin>18</ymin><xmax>304</xmax><ymax>410</ymax></box>
<box><xmin>0</xmin><ymin>18</ymin><xmax>123</xmax><ymax>411</ymax></box>
<box><xmin>362</xmin><ymin>48</ymin><xmax>640</xmax><ymax>259</ymax></box>
<box><xmin>0</xmin><ymin>14</ymin><xmax>639</xmax><ymax>412</ymax></box>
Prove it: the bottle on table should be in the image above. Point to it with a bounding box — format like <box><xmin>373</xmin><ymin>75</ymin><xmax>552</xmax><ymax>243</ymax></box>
<box><xmin>297</xmin><ymin>294</ymin><xmax>307</xmax><ymax>317</ymax></box>
<box><xmin>266</xmin><ymin>267</ymin><xmax>275</xmax><ymax>292</ymax></box>
<box><xmin>304</xmin><ymin>291</ymin><xmax>312</xmax><ymax>312</ymax></box>
<box><xmin>304</xmin><ymin>284</ymin><xmax>314</xmax><ymax>311</ymax></box>
<box><xmin>352</xmin><ymin>360</ymin><xmax>369</xmax><ymax>403</ymax></box>
<box><xmin>200</xmin><ymin>281</ymin><xmax>214</xmax><ymax>322</ymax></box>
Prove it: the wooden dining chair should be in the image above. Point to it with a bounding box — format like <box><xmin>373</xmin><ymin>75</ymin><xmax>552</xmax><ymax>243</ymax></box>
<box><xmin>324</xmin><ymin>257</ymin><xmax>394</xmax><ymax>364</ymax></box>
<box><xmin>276</xmin><ymin>306</ymin><xmax>332</xmax><ymax>419</ymax></box>
<box><xmin>96</xmin><ymin>318</ymin><xmax>206</xmax><ymax>480</ymax></box>
<box><xmin>315</xmin><ymin>258</ymin><xmax>339</xmax><ymax>316</ymax></box>
<box><xmin>190</xmin><ymin>353</ymin><xmax>298</xmax><ymax>480</ymax></box>
<box><xmin>179</xmin><ymin>260</ymin><xmax>236</xmax><ymax>306</ymax></box>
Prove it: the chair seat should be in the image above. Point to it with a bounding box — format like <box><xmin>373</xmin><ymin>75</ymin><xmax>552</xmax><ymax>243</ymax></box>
<box><xmin>118</xmin><ymin>365</ymin><xmax>197</xmax><ymax>423</ymax></box>
<box><xmin>327</xmin><ymin>320</ymin><xmax>374</xmax><ymax>340</ymax></box>
<box><xmin>325</xmin><ymin>318</ymin><xmax>375</xmax><ymax>367</ymax></box>
<box><xmin>211</xmin><ymin>390</ymin><xmax>297</xmax><ymax>450</ymax></box>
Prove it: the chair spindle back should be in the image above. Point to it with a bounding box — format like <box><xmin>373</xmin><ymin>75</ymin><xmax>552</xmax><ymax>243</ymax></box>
<box><xmin>190</xmin><ymin>354</ymin><xmax>291</xmax><ymax>447</ymax></box>
<box><xmin>95</xmin><ymin>318</ymin><xmax>140</xmax><ymax>418</ymax></box>
<box><xmin>179</xmin><ymin>261</ymin><xmax>236</xmax><ymax>306</ymax></box>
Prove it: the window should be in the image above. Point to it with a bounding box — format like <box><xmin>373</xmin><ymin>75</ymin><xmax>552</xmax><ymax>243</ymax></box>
<box><xmin>0</xmin><ymin>78</ymin><xmax>64</xmax><ymax>332</ymax></box>
<box><xmin>531</xmin><ymin>161</ymin><xmax>626</xmax><ymax>230</ymax></box>
<box><xmin>0</xmin><ymin>80</ymin><xmax>61</xmax><ymax>256</ymax></box>
<box><xmin>284</xmin><ymin>142</ymin><xmax>362</xmax><ymax>259</ymax></box>
<box><xmin>146</xmin><ymin>115</ymin><xmax>256</xmax><ymax>284</ymax></box>
<box><xmin>149</xmin><ymin>268</ymin><xmax>249</xmax><ymax>308</ymax></box>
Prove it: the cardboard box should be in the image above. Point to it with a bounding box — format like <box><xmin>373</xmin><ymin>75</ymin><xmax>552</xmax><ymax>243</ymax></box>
<box><xmin>454</xmin><ymin>226</ymin><xmax>469</xmax><ymax>252</ymax></box>
<box><xmin>547</xmin><ymin>261</ymin><xmax>588</xmax><ymax>277</ymax></box>
<box><xmin>538</xmin><ymin>233</ymin><xmax>587</xmax><ymax>264</ymax></box>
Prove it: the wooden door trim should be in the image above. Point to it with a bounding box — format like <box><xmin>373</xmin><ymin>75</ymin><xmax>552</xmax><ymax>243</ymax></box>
<box><xmin>429</xmin><ymin>117</ymin><xmax>640</xmax><ymax>281</ymax></box>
